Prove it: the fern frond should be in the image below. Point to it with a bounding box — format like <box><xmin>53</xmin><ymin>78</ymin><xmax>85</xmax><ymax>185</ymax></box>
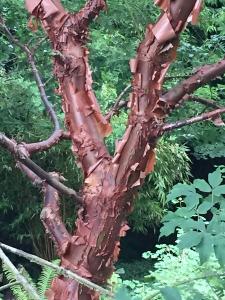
<box><xmin>2</xmin><ymin>263</ymin><xmax>29</xmax><ymax>300</ymax></box>
<box><xmin>37</xmin><ymin>259</ymin><xmax>60</xmax><ymax>299</ymax></box>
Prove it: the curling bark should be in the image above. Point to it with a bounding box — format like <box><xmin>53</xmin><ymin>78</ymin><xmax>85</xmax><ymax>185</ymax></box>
<box><xmin>22</xmin><ymin>1</ymin><xmax>223</xmax><ymax>300</ymax></box>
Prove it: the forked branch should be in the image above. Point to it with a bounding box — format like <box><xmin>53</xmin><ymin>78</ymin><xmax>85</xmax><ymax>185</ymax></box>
<box><xmin>0</xmin><ymin>133</ymin><xmax>81</xmax><ymax>202</ymax></box>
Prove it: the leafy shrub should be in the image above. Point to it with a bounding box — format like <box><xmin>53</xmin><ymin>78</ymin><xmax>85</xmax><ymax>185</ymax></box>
<box><xmin>161</xmin><ymin>166</ymin><xmax>225</xmax><ymax>266</ymax></box>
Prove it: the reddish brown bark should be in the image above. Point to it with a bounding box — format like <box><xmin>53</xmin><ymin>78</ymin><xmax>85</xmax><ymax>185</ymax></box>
<box><xmin>22</xmin><ymin>1</ymin><xmax>205</xmax><ymax>299</ymax></box>
<box><xmin>2</xmin><ymin>0</ymin><xmax>225</xmax><ymax>298</ymax></box>
<box><xmin>1</xmin><ymin>0</ymin><xmax>225</xmax><ymax>296</ymax></box>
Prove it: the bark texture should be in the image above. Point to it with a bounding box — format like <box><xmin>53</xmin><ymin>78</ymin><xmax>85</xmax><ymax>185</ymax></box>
<box><xmin>24</xmin><ymin>1</ymin><xmax>202</xmax><ymax>299</ymax></box>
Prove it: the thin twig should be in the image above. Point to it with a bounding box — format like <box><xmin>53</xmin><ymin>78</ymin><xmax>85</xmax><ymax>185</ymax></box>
<box><xmin>162</xmin><ymin>106</ymin><xmax>225</xmax><ymax>133</ymax></box>
<box><xmin>0</xmin><ymin>243</ymin><xmax>113</xmax><ymax>298</ymax></box>
<box><xmin>0</xmin><ymin>248</ymin><xmax>40</xmax><ymax>300</ymax></box>
<box><xmin>105</xmin><ymin>84</ymin><xmax>131</xmax><ymax>120</ymax></box>
<box><xmin>189</xmin><ymin>95</ymin><xmax>221</xmax><ymax>109</ymax></box>
<box><xmin>0</xmin><ymin>282</ymin><xmax>18</xmax><ymax>292</ymax></box>
<box><xmin>32</xmin><ymin>36</ymin><xmax>48</xmax><ymax>52</ymax></box>
<box><xmin>144</xmin><ymin>271</ymin><xmax>225</xmax><ymax>300</ymax></box>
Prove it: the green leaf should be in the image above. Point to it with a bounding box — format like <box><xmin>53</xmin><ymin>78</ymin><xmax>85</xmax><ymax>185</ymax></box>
<box><xmin>181</xmin><ymin>219</ymin><xmax>205</xmax><ymax>232</ymax></box>
<box><xmin>213</xmin><ymin>185</ymin><xmax>225</xmax><ymax>196</ymax></box>
<box><xmin>175</xmin><ymin>207</ymin><xmax>195</xmax><ymax>218</ymax></box>
<box><xmin>160</xmin><ymin>287</ymin><xmax>182</xmax><ymax>300</ymax></box>
<box><xmin>115</xmin><ymin>287</ymin><xmax>132</xmax><ymax>300</ymax></box>
<box><xmin>184</xmin><ymin>192</ymin><xmax>201</xmax><ymax>210</ymax></box>
<box><xmin>214</xmin><ymin>237</ymin><xmax>225</xmax><ymax>267</ymax></box>
<box><xmin>178</xmin><ymin>231</ymin><xmax>203</xmax><ymax>250</ymax></box>
<box><xmin>207</xmin><ymin>218</ymin><xmax>220</xmax><ymax>234</ymax></box>
<box><xmin>208</xmin><ymin>170</ymin><xmax>223</xmax><ymax>188</ymax></box>
<box><xmin>167</xmin><ymin>184</ymin><xmax>195</xmax><ymax>202</ymax></box>
<box><xmin>159</xmin><ymin>221</ymin><xmax>177</xmax><ymax>238</ymax></box>
<box><xmin>197</xmin><ymin>200</ymin><xmax>213</xmax><ymax>214</ymax></box>
<box><xmin>196</xmin><ymin>233</ymin><xmax>213</xmax><ymax>264</ymax></box>
<box><xmin>193</xmin><ymin>179</ymin><xmax>211</xmax><ymax>193</ymax></box>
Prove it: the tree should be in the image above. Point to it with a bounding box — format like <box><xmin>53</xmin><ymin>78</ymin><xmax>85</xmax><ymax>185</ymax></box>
<box><xmin>1</xmin><ymin>0</ymin><xmax>225</xmax><ymax>299</ymax></box>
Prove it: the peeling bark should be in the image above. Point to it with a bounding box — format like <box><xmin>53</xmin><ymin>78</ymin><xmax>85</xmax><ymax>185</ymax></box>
<box><xmin>22</xmin><ymin>1</ymin><xmax>210</xmax><ymax>299</ymax></box>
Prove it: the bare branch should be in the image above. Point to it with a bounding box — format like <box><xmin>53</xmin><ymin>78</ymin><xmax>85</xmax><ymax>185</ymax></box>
<box><xmin>0</xmin><ymin>283</ymin><xmax>17</xmax><ymax>293</ymax></box>
<box><xmin>105</xmin><ymin>84</ymin><xmax>131</xmax><ymax>121</ymax></box>
<box><xmin>0</xmin><ymin>248</ymin><xmax>40</xmax><ymax>300</ymax></box>
<box><xmin>31</xmin><ymin>36</ymin><xmax>48</xmax><ymax>52</ymax></box>
<box><xmin>0</xmin><ymin>133</ymin><xmax>82</xmax><ymax>203</ymax></box>
<box><xmin>188</xmin><ymin>95</ymin><xmax>221</xmax><ymax>109</ymax></box>
<box><xmin>41</xmin><ymin>173</ymin><xmax>72</xmax><ymax>256</ymax></box>
<box><xmin>0</xmin><ymin>243</ymin><xmax>113</xmax><ymax>297</ymax></box>
<box><xmin>162</xmin><ymin>107</ymin><xmax>225</xmax><ymax>132</ymax></box>
<box><xmin>25</xmin><ymin>48</ymin><xmax>60</xmax><ymax>131</ymax></box>
<box><xmin>25</xmin><ymin>129</ymin><xmax>65</xmax><ymax>153</ymax></box>
<box><xmin>163</xmin><ymin>58</ymin><xmax>225</xmax><ymax>109</ymax></box>
<box><xmin>0</xmin><ymin>21</ymin><xmax>63</xmax><ymax>153</ymax></box>
<box><xmin>74</xmin><ymin>0</ymin><xmax>106</xmax><ymax>31</ymax></box>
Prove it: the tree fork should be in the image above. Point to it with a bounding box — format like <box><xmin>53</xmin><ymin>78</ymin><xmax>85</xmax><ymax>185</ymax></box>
<box><xmin>22</xmin><ymin>1</ymin><xmax>225</xmax><ymax>300</ymax></box>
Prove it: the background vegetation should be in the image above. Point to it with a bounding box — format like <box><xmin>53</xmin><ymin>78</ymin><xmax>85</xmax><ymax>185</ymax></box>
<box><xmin>0</xmin><ymin>0</ymin><xmax>225</xmax><ymax>299</ymax></box>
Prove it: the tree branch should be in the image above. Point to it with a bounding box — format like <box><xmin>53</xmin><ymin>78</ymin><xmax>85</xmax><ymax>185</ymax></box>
<box><xmin>105</xmin><ymin>84</ymin><xmax>131</xmax><ymax>121</ymax></box>
<box><xmin>0</xmin><ymin>133</ymin><xmax>82</xmax><ymax>203</ymax></box>
<box><xmin>111</xmin><ymin>0</ymin><xmax>198</xmax><ymax>186</ymax></box>
<box><xmin>189</xmin><ymin>95</ymin><xmax>221</xmax><ymax>109</ymax></box>
<box><xmin>162</xmin><ymin>106</ymin><xmax>225</xmax><ymax>132</ymax></box>
<box><xmin>0</xmin><ymin>20</ymin><xmax>65</xmax><ymax>153</ymax></box>
<box><xmin>163</xmin><ymin>58</ymin><xmax>225</xmax><ymax>109</ymax></box>
<box><xmin>41</xmin><ymin>173</ymin><xmax>72</xmax><ymax>256</ymax></box>
<box><xmin>73</xmin><ymin>0</ymin><xmax>106</xmax><ymax>31</ymax></box>
<box><xmin>0</xmin><ymin>243</ymin><xmax>112</xmax><ymax>297</ymax></box>
<box><xmin>0</xmin><ymin>282</ymin><xmax>17</xmax><ymax>293</ymax></box>
<box><xmin>0</xmin><ymin>248</ymin><xmax>40</xmax><ymax>300</ymax></box>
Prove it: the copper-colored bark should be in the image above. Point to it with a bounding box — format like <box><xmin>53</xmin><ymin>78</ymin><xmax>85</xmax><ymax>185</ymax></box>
<box><xmin>1</xmin><ymin>6</ymin><xmax>225</xmax><ymax>298</ymax></box>
<box><xmin>21</xmin><ymin>1</ymin><xmax>209</xmax><ymax>299</ymax></box>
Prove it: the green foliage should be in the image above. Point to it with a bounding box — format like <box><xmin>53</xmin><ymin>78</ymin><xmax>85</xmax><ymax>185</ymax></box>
<box><xmin>3</xmin><ymin>263</ymin><xmax>29</xmax><ymax>300</ymax></box>
<box><xmin>37</xmin><ymin>260</ymin><xmax>60</xmax><ymax>299</ymax></box>
<box><xmin>142</xmin><ymin>244</ymin><xmax>225</xmax><ymax>300</ymax></box>
<box><xmin>2</xmin><ymin>260</ymin><xmax>60</xmax><ymax>300</ymax></box>
<box><xmin>103</xmin><ymin>243</ymin><xmax>225</xmax><ymax>300</ymax></box>
<box><xmin>161</xmin><ymin>166</ymin><xmax>225</xmax><ymax>266</ymax></box>
<box><xmin>0</xmin><ymin>0</ymin><xmax>225</xmax><ymax>265</ymax></box>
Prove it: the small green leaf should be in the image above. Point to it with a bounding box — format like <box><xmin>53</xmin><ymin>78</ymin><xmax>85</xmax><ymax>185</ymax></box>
<box><xmin>178</xmin><ymin>231</ymin><xmax>203</xmax><ymax>250</ymax></box>
<box><xmin>160</xmin><ymin>287</ymin><xmax>182</xmax><ymax>300</ymax></box>
<box><xmin>115</xmin><ymin>287</ymin><xmax>132</xmax><ymax>300</ymax></box>
<box><xmin>167</xmin><ymin>184</ymin><xmax>195</xmax><ymax>202</ymax></box>
<box><xmin>213</xmin><ymin>185</ymin><xmax>225</xmax><ymax>196</ymax></box>
<box><xmin>159</xmin><ymin>221</ymin><xmax>177</xmax><ymax>238</ymax></box>
<box><xmin>175</xmin><ymin>207</ymin><xmax>195</xmax><ymax>218</ymax></box>
<box><xmin>196</xmin><ymin>233</ymin><xmax>213</xmax><ymax>264</ymax></box>
<box><xmin>193</xmin><ymin>179</ymin><xmax>211</xmax><ymax>193</ymax></box>
<box><xmin>184</xmin><ymin>192</ymin><xmax>201</xmax><ymax>210</ymax></box>
<box><xmin>208</xmin><ymin>170</ymin><xmax>223</xmax><ymax>188</ymax></box>
<box><xmin>181</xmin><ymin>219</ymin><xmax>205</xmax><ymax>232</ymax></box>
<box><xmin>214</xmin><ymin>237</ymin><xmax>225</xmax><ymax>267</ymax></box>
<box><xmin>197</xmin><ymin>200</ymin><xmax>213</xmax><ymax>214</ymax></box>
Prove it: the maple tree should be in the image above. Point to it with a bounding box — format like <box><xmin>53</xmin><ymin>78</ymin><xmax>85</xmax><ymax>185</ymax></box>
<box><xmin>1</xmin><ymin>0</ymin><xmax>225</xmax><ymax>299</ymax></box>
